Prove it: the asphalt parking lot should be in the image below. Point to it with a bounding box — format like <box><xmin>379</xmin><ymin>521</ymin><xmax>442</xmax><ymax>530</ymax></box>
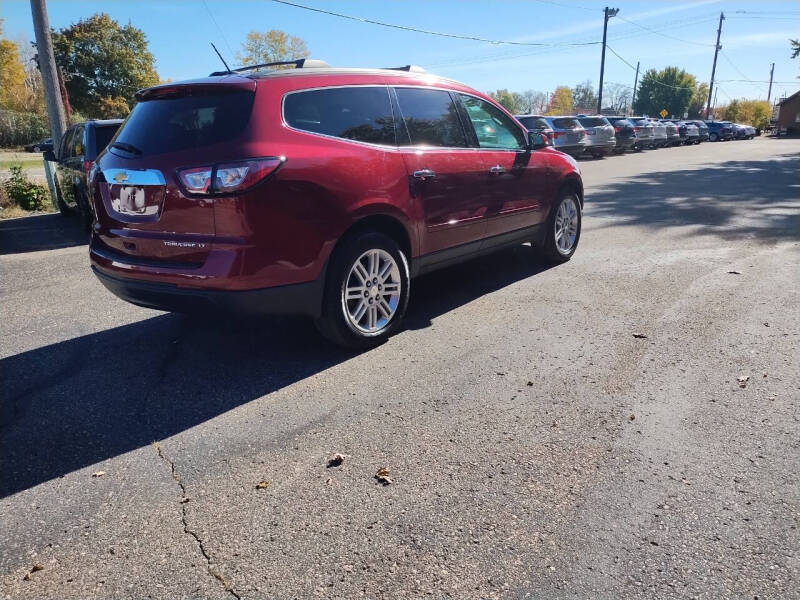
<box><xmin>1</xmin><ymin>137</ymin><xmax>798</xmax><ymax>599</ymax></box>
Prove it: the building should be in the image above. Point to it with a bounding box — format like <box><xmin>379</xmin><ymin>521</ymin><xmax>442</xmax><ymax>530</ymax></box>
<box><xmin>776</xmin><ymin>90</ymin><xmax>800</xmax><ymax>133</ymax></box>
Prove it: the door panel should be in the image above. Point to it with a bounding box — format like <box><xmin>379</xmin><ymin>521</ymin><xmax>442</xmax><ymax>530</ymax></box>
<box><xmin>393</xmin><ymin>87</ymin><xmax>489</xmax><ymax>255</ymax></box>
<box><xmin>456</xmin><ymin>93</ymin><xmax>549</xmax><ymax>237</ymax></box>
<box><xmin>56</xmin><ymin>127</ymin><xmax>79</xmax><ymax>209</ymax></box>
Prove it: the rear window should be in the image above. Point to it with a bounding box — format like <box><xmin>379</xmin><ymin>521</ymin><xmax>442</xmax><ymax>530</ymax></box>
<box><xmin>578</xmin><ymin>117</ymin><xmax>609</xmax><ymax>127</ymax></box>
<box><xmin>552</xmin><ymin>118</ymin><xmax>581</xmax><ymax>130</ymax></box>
<box><xmin>283</xmin><ymin>86</ymin><xmax>396</xmax><ymax>146</ymax></box>
<box><xmin>517</xmin><ymin>116</ymin><xmax>550</xmax><ymax>130</ymax></box>
<box><xmin>394</xmin><ymin>87</ymin><xmax>467</xmax><ymax>148</ymax></box>
<box><xmin>92</xmin><ymin>125</ymin><xmax>120</xmax><ymax>158</ymax></box>
<box><xmin>112</xmin><ymin>91</ymin><xmax>255</xmax><ymax>156</ymax></box>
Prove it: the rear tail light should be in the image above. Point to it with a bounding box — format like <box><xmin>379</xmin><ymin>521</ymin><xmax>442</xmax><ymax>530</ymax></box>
<box><xmin>634</xmin><ymin>126</ymin><xmax>641</xmax><ymax>132</ymax></box>
<box><xmin>177</xmin><ymin>157</ymin><xmax>285</xmax><ymax>196</ymax></box>
<box><xmin>578</xmin><ymin>130</ymin><xmax>586</xmax><ymax>137</ymax></box>
<box><xmin>83</xmin><ymin>160</ymin><xmax>92</xmax><ymax>180</ymax></box>
<box><xmin>552</xmin><ymin>131</ymin><xmax>563</xmax><ymax>139</ymax></box>
<box><xmin>614</xmin><ymin>126</ymin><xmax>621</xmax><ymax>132</ymax></box>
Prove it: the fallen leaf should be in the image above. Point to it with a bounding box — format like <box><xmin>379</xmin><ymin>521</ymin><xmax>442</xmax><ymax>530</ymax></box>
<box><xmin>629</xmin><ymin>414</ymin><xmax>636</xmax><ymax>421</ymax></box>
<box><xmin>375</xmin><ymin>467</ymin><xmax>393</xmax><ymax>485</ymax></box>
<box><xmin>92</xmin><ymin>471</ymin><xmax>105</xmax><ymax>478</ymax></box>
<box><xmin>728</xmin><ymin>270</ymin><xmax>741</xmax><ymax>275</ymax></box>
<box><xmin>327</xmin><ymin>453</ymin><xmax>346</xmax><ymax>468</ymax></box>
<box><xmin>632</xmin><ymin>333</ymin><xmax>648</xmax><ymax>339</ymax></box>
<box><xmin>179</xmin><ymin>497</ymin><xmax>190</xmax><ymax>504</ymax></box>
<box><xmin>325</xmin><ymin>478</ymin><xmax>332</xmax><ymax>485</ymax></box>
<box><xmin>30</xmin><ymin>564</ymin><xmax>43</xmax><ymax>573</ymax></box>
<box><xmin>763</xmin><ymin>322</ymin><xmax>770</xmax><ymax>327</ymax></box>
<box><xmin>762</xmin><ymin>372</ymin><xmax>768</xmax><ymax>378</ymax></box>
<box><xmin>255</xmin><ymin>480</ymin><xmax>270</xmax><ymax>489</ymax></box>
<box><xmin>526</xmin><ymin>381</ymin><xmax>534</xmax><ymax>387</ymax></box>
<box><xmin>737</xmin><ymin>375</ymin><xmax>750</xmax><ymax>388</ymax></box>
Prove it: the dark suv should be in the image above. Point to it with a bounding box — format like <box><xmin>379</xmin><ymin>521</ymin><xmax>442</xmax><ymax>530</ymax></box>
<box><xmin>47</xmin><ymin>119</ymin><xmax>122</xmax><ymax>225</ymax></box>
<box><xmin>90</xmin><ymin>61</ymin><xmax>584</xmax><ymax>347</ymax></box>
<box><xmin>704</xmin><ymin>120</ymin><xmax>733</xmax><ymax>141</ymax></box>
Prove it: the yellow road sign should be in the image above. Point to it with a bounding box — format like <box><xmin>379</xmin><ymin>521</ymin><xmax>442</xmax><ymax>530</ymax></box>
<box><xmin>659</xmin><ymin>109</ymin><xmax>668</xmax><ymax>118</ymax></box>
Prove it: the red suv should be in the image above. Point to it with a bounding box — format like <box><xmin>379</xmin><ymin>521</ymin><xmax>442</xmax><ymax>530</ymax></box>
<box><xmin>90</xmin><ymin>60</ymin><xmax>583</xmax><ymax>347</ymax></box>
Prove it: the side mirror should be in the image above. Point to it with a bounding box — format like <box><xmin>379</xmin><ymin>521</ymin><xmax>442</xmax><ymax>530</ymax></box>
<box><xmin>43</xmin><ymin>149</ymin><xmax>57</xmax><ymax>162</ymax></box>
<box><xmin>528</xmin><ymin>131</ymin><xmax>550</xmax><ymax>150</ymax></box>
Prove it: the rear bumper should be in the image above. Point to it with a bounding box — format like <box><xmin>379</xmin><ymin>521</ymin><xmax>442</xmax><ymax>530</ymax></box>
<box><xmin>556</xmin><ymin>144</ymin><xmax>586</xmax><ymax>157</ymax></box>
<box><xmin>92</xmin><ymin>264</ymin><xmax>325</xmax><ymax>318</ymax></box>
<box><xmin>583</xmin><ymin>140</ymin><xmax>616</xmax><ymax>154</ymax></box>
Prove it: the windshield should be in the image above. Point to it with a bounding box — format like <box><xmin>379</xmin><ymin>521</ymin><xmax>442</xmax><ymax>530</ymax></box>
<box><xmin>112</xmin><ymin>90</ymin><xmax>255</xmax><ymax>156</ymax></box>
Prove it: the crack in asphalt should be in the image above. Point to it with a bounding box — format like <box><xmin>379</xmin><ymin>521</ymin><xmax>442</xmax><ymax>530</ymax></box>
<box><xmin>154</xmin><ymin>443</ymin><xmax>241</xmax><ymax>600</ymax></box>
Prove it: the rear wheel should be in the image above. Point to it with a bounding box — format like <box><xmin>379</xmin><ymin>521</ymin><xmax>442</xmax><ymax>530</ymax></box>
<box><xmin>709</xmin><ymin>132</ymin><xmax>719</xmax><ymax>142</ymax></box>
<box><xmin>54</xmin><ymin>182</ymin><xmax>71</xmax><ymax>217</ymax></box>
<box><xmin>537</xmin><ymin>190</ymin><xmax>581</xmax><ymax>264</ymax></box>
<box><xmin>315</xmin><ymin>232</ymin><xmax>410</xmax><ymax>348</ymax></box>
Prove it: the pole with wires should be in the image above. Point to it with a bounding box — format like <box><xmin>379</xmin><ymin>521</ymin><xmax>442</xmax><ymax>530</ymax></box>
<box><xmin>705</xmin><ymin>12</ymin><xmax>725</xmax><ymax>118</ymax></box>
<box><xmin>597</xmin><ymin>7</ymin><xmax>619</xmax><ymax>115</ymax></box>
<box><xmin>630</xmin><ymin>61</ymin><xmax>640</xmax><ymax>116</ymax></box>
<box><xmin>767</xmin><ymin>62</ymin><xmax>774</xmax><ymax>103</ymax></box>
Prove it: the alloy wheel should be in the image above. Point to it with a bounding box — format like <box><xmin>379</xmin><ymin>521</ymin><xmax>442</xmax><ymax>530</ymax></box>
<box><xmin>342</xmin><ymin>249</ymin><xmax>402</xmax><ymax>334</ymax></box>
<box><xmin>554</xmin><ymin>196</ymin><xmax>579</xmax><ymax>255</ymax></box>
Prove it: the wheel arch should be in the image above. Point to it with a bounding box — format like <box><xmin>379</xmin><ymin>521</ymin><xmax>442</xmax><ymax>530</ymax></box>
<box><xmin>558</xmin><ymin>174</ymin><xmax>584</xmax><ymax>208</ymax></box>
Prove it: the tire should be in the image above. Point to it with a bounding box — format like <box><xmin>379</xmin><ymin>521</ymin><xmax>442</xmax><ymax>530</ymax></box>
<box><xmin>709</xmin><ymin>132</ymin><xmax>719</xmax><ymax>142</ymax></box>
<box><xmin>315</xmin><ymin>231</ymin><xmax>410</xmax><ymax>348</ymax></box>
<box><xmin>32</xmin><ymin>146</ymin><xmax>40</xmax><ymax>153</ymax></box>
<box><xmin>537</xmin><ymin>190</ymin><xmax>582</xmax><ymax>264</ymax></box>
<box><xmin>633</xmin><ymin>144</ymin><xmax>643</xmax><ymax>152</ymax></box>
<box><xmin>54</xmin><ymin>181</ymin><xmax>71</xmax><ymax>217</ymax></box>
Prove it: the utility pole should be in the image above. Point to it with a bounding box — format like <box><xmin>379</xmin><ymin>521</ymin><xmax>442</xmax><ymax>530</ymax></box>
<box><xmin>597</xmin><ymin>6</ymin><xmax>619</xmax><ymax>115</ymax></box>
<box><xmin>631</xmin><ymin>61</ymin><xmax>640</xmax><ymax>116</ymax></box>
<box><xmin>705</xmin><ymin>11</ymin><xmax>724</xmax><ymax>118</ymax></box>
<box><xmin>767</xmin><ymin>62</ymin><xmax>775</xmax><ymax>103</ymax></box>
<box><xmin>30</xmin><ymin>0</ymin><xmax>67</xmax><ymax>143</ymax></box>
<box><xmin>711</xmin><ymin>88</ymin><xmax>718</xmax><ymax>119</ymax></box>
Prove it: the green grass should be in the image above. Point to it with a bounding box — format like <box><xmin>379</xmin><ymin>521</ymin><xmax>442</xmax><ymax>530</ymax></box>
<box><xmin>0</xmin><ymin>158</ymin><xmax>43</xmax><ymax>169</ymax></box>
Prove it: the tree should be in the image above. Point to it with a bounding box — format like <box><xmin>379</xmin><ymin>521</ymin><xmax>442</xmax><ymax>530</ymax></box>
<box><xmin>633</xmin><ymin>67</ymin><xmax>697</xmax><ymax>118</ymax></box>
<box><xmin>0</xmin><ymin>27</ymin><xmax>28</xmax><ymax>111</ymax></box>
<box><xmin>604</xmin><ymin>82</ymin><xmax>631</xmax><ymax>114</ymax></box>
<box><xmin>96</xmin><ymin>96</ymin><xmax>130</xmax><ymax>119</ymax></box>
<box><xmin>488</xmin><ymin>89</ymin><xmax>526</xmax><ymax>114</ymax></box>
<box><xmin>721</xmin><ymin>99</ymin><xmax>741</xmax><ymax>122</ymax></box>
<box><xmin>51</xmin><ymin>13</ymin><xmax>159</xmax><ymax>116</ymax></box>
<box><xmin>571</xmin><ymin>80</ymin><xmax>597</xmax><ymax>111</ymax></box>
<box><xmin>237</xmin><ymin>30</ymin><xmax>308</xmax><ymax>68</ymax></box>
<box><xmin>791</xmin><ymin>39</ymin><xmax>799</xmax><ymax>59</ymax></box>
<box><xmin>688</xmin><ymin>82</ymin><xmax>709</xmax><ymax>118</ymax></box>
<box><xmin>520</xmin><ymin>89</ymin><xmax>547</xmax><ymax>114</ymax></box>
<box><xmin>721</xmin><ymin>98</ymin><xmax>771</xmax><ymax>129</ymax></box>
<box><xmin>547</xmin><ymin>86</ymin><xmax>573</xmax><ymax>115</ymax></box>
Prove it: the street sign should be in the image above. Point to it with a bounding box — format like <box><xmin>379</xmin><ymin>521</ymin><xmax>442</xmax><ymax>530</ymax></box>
<box><xmin>659</xmin><ymin>109</ymin><xmax>668</xmax><ymax>118</ymax></box>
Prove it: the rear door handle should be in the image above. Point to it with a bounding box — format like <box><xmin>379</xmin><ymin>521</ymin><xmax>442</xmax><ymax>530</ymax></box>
<box><xmin>413</xmin><ymin>169</ymin><xmax>436</xmax><ymax>180</ymax></box>
<box><xmin>489</xmin><ymin>165</ymin><xmax>506</xmax><ymax>175</ymax></box>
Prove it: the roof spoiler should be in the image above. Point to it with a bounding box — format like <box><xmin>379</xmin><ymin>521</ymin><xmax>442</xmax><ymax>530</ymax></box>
<box><xmin>209</xmin><ymin>58</ymin><xmax>330</xmax><ymax>77</ymax></box>
<box><xmin>385</xmin><ymin>65</ymin><xmax>427</xmax><ymax>73</ymax></box>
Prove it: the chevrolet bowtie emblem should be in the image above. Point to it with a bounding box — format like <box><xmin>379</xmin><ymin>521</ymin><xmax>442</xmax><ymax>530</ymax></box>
<box><xmin>113</xmin><ymin>172</ymin><xmax>129</xmax><ymax>183</ymax></box>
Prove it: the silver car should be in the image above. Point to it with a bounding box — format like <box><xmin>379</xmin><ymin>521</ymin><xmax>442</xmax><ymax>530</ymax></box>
<box><xmin>630</xmin><ymin>118</ymin><xmax>654</xmax><ymax>151</ymax></box>
<box><xmin>576</xmin><ymin>115</ymin><xmax>616</xmax><ymax>158</ymax></box>
<box><xmin>682</xmin><ymin>122</ymin><xmax>700</xmax><ymax>144</ymax></box>
<box><xmin>663</xmin><ymin>121</ymin><xmax>681</xmax><ymax>146</ymax></box>
<box><xmin>648</xmin><ymin>119</ymin><xmax>668</xmax><ymax>148</ymax></box>
<box><xmin>519</xmin><ymin>115</ymin><xmax>587</xmax><ymax>157</ymax></box>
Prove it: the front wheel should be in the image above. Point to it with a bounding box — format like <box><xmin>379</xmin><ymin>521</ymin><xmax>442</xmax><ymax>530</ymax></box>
<box><xmin>709</xmin><ymin>132</ymin><xmax>719</xmax><ymax>142</ymax></box>
<box><xmin>315</xmin><ymin>232</ymin><xmax>410</xmax><ymax>348</ymax></box>
<box><xmin>538</xmin><ymin>191</ymin><xmax>582</xmax><ymax>264</ymax></box>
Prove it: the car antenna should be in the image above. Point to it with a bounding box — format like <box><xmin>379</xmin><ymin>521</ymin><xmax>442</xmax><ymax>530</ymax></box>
<box><xmin>210</xmin><ymin>42</ymin><xmax>233</xmax><ymax>74</ymax></box>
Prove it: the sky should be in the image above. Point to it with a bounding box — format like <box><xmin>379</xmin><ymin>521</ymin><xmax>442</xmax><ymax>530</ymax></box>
<box><xmin>2</xmin><ymin>0</ymin><xmax>798</xmax><ymax>103</ymax></box>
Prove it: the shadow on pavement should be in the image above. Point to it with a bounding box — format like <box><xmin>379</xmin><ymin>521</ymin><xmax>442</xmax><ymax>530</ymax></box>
<box><xmin>0</xmin><ymin>245</ymin><xmax>554</xmax><ymax>497</ymax></box>
<box><xmin>0</xmin><ymin>213</ymin><xmax>88</xmax><ymax>255</ymax></box>
<box><xmin>586</xmin><ymin>154</ymin><xmax>800</xmax><ymax>241</ymax></box>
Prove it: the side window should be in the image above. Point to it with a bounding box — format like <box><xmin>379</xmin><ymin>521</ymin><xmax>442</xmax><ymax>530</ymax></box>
<box><xmin>283</xmin><ymin>86</ymin><xmax>396</xmax><ymax>146</ymax></box>
<box><xmin>72</xmin><ymin>126</ymin><xmax>85</xmax><ymax>157</ymax></box>
<box><xmin>394</xmin><ymin>88</ymin><xmax>467</xmax><ymax>148</ymax></box>
<box><xmin>59</xmin><ymin>128</ymin><xmax>74</xmax><ymax>159</ymax></box>
<box><xmin>458</xmin><ymin>94</ymin><xmax>526</xmax><ymax>150</ymax></box>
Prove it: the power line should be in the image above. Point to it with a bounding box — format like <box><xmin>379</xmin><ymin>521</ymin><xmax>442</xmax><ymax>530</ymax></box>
<box><xmin>270</xmin><ymin>0</ymin><xmax>601</xmax><ymax>46</ymax></box>
<box><xmin>202</xmin><ymin>0</ymin><xmax>236</xmax><ymax>61</ymax></box>
<box><xmin>614</xmin><ymin>14</ymin><xmax>715</xmax><ymax>47</ymax></box>
<box><xmin>605</xmin><ymin>45</ymin><xmax>697</xmax><ymax>91</ymax></box>
<box><xmin>719</xmin><ymin>50</ymin><xmax>767</xmax><ymax>93</ymax></box>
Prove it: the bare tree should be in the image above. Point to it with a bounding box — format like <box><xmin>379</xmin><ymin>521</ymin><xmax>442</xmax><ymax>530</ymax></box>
<box><xmin>604</xmin><ymin>82</ymin><xmax>632</xmax><ymax>114</ymax></box>
<box><xmin>520</xmin><ymin>89</ymin><xmax>547</xmax><ymax>114</ymax></box>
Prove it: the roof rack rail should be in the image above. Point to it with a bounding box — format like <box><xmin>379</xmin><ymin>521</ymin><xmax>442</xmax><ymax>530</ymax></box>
<box><xmin>209</xmin><ymin>58</ymin><xmax>330</xmax><ymax>77</ymax></box>
<box><xmin>385</xmin><ymin>65</ymin><xmax>427</xmax><ymax>73</ymax></box>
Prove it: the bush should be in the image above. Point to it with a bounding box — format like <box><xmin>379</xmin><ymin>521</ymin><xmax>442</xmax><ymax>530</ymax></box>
<box><xmin>0</xmin><ymin>110</ymin><xmax>50</xmax><ymax>147</ymax></box>
<box><xmin>2</xmin><ymin>164</ymin><xmax>50</xmax><ymax>211</ymax></box>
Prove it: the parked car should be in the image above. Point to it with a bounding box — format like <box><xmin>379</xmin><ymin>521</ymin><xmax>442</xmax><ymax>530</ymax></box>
<box><xmin>704</xmin><ymin>120</ymin><xmax>734</xmax><ymax>141</ymax></box>
<box><xmin>605</xmin><ymin>116</ymin><xmax>637</xmax><ymax>152</ymax></box>
<box><xmin>663</xmin><ymin>120</ymin><xmax>681</xmax><ymax>146</ymax></box>
<box><xmin>515</xmin><ymin>115</ymin><xmax>554</xmax><ymax>143</ymax></box>
<box><xmin>24</xmin><ymin>138</ymin><xmax>53</xmax><ymax>153</ymax></box>
<box><xmin>732</xmin><ymin>123</ymin><xmax>755</xmax><ymax>140</ymax></box>
<box><xmin>517</xmin><ymin>115</ymin><xmax>586</xmax><ymax>157</ymax></box>
<box><xmin>681</xmin><ymin>121</ymin><xmax>701</xmax><ymax>144</ymax></box>
<box><xmin>44</xmin><ymin>119</ymin><xmax>123</xmax><ymax>225</ymax></box>
<box><xmin>630</xmin><ymin>118</ymin><xmax>654</xmax><ymax>151</ymax></box>
<box><xmin>89</xmin><ymin>61</ymin><xmax>585</xmax><ymax>348</ymax></box>
<box><xmin>575</xmin><ymin>115</ymin><xmax>616</xmax><ymax>158</ymax></box>
<box><xmin>648</xmin><ymin>119</ymin><xmax>668</xmax><ymax>148</ymax></box>
<box><xmin>686</xmin><ymin>120</ymin><xmax>710</xmax><ymax>142</ymax></box>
